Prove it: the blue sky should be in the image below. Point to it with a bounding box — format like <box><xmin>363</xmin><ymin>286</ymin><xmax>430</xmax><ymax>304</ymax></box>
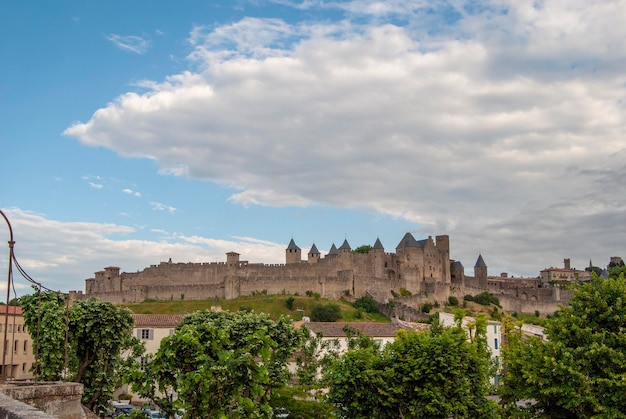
<box><xmin>2</xmin><ymin>0</ymin><xmax>625</xmax><ymax>295</ymax></box>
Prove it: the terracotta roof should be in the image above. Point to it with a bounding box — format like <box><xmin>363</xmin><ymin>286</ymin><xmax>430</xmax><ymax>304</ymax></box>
<box><xmin>0</xmin><ymin>306</ymin><xmax>22</xmax><ymax>315</ymax></box>
<box><xmin>304</xmin><ymin>322</ymin><xmax>401</xmax><ymax>338</ymax></box>
<box><xmin>132</xmin><ymin>314</ymin><xmax>185</xmax><ymax>328</ymax></box>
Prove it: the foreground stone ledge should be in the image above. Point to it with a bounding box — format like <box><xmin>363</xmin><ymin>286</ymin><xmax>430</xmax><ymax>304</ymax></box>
<box><xmin>0</xmin><ymin>382</ymin><xmax>83</xmax><ymax>419</ymax></box>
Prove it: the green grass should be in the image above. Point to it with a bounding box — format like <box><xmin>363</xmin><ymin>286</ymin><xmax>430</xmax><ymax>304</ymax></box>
<box><xmin>123</xmin><ymin>294</ymin><xmax>391</xmax><ymax>322</ymax></box>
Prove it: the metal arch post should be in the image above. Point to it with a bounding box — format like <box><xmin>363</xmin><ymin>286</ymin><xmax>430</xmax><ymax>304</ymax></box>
<box><xmin>0</xmin><ymin>209</ymin><xmax>15</xmax><ymax>383</ymax></box>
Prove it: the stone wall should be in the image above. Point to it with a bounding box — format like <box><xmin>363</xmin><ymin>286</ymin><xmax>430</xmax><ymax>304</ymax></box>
<box><xmin>0</xmin><ymin>382</ymin><xmax>83</xmax><ymax>419</ymax></box>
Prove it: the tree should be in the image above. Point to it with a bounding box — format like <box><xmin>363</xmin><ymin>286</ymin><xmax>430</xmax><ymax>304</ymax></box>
<box><xmin>20</xmin><ymin>291</ymin><xmax>142</xmax><ymax>411</ymax></box>
<box><xmin>352</xmin><ymin>245</ymin><xmax>372</xmax><ymax>254</ymax></box>
<box><xmin>132</xmin><ymin>310</ymin><xmax>303</xmax><ymax>419</ymax></box>
<box><xmin>353</xmin><ymin>296</ymin><xmax>379</xmax><ymax>314</ymax></box>
<box><xmin>310</xmin><ymin>303</ymin><xmax>341</xmax><ymax>322</ymax></box>
<box><xmin>500</xmin><ymin>272</ymin><xmax>626</xmax><ymax>418</ymax></box>
<box><xmin>323</xmin><ymin>320</ymin><xmax>498</xmax><ymax>418</ymax></box>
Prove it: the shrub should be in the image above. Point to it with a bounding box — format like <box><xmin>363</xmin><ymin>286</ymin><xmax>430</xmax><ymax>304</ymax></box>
<box><xmin>473</xmin><ymin>292</ymin><xmax>500</xmax><ymax>307</ymax></box>
<box><xmin>447</xmin><ymin>296</ymin><xmax>459</xmax><ymax>306</ymax></box>
<box><xmin>285</xmin><ymin>296</ymin><xmax>295</xmax><ymax>310</ymax></box>
<box><xmin>463</xmin><ymin>295</ymin><xmax>474</xmax><ymax>302</ymax></box>
<box><xmin>421</xmin><ymin>302</ymin><xmax>433</xmax><ymax>313</ymax></box>
<box><xmin>535</xmin><ymin>310</ymin><xmax>540</xmax><ymax>317</ymax></box>
<box><xmin>306</xmin><ymin>290</ymin><xmax>314</xmax><ymax>297</ymax></box>
<box><xmin>399</xmin><ymin>287</ymin><xmax>412</xmax><ymax>297</ymax></box>
<box><xmin>391</xmin><ymin>290</ymin><xmax>400</xmax><ymax>298</ymax></box>
<box><xmin>310</xmin><ymin>304</ymin><xmax>341</xmax><ymax>322</ymax></box>
<box><xmin>353</xmin><ymin>296</ymin><xmax>379</xmax><ymax>314</ymax></box>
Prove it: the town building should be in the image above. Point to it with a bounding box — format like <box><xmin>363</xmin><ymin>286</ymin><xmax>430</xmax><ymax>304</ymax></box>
<box><xmin>0</xmin><ymin>306</ymin><xmax>34</xmax><ymax>380</ymax></box>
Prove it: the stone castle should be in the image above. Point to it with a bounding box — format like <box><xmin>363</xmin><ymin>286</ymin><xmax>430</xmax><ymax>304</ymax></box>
<box><xmin>70</xmin><ymin>233</ymin><xmax>572</xmax><ymax>314</ymax></box>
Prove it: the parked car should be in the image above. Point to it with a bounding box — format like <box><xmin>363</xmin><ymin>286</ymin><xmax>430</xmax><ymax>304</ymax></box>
<box><xmin>148</xmin><ymin>411</ymin><xmax>167</xmax><ymax>419</ymax></box>
<box><xmin>99</xmin><ymin>402</ymin><xmax>135</xmax><ymax>418</ymax></box>
<box><xmin>273</xmin><ymin>407</ymin><xmax>290</xmax><ymax>418</ymax></box>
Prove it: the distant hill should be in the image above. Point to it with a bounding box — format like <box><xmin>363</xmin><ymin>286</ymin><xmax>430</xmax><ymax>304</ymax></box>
<box><xmin>122</xmin><ymin>294</ymin><xmax>391</xmax><ymax>323</ymax></box>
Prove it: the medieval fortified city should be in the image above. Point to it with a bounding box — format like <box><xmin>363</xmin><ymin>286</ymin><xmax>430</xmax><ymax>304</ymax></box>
<box><xmin>71</xmin><ymin>232</ymin><xmax>613</xmax><ymax>316</ymax></box>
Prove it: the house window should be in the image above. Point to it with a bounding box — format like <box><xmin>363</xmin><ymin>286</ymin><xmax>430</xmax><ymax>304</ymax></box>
<box><xmin>22</xmin><ymin>363</ymin><xmax>26</xmax><ymax>372</ymax></box>
<box><xmin>14</xmin><ymin>340</ymin><xmax>18</xmax><ymax>354</ymax></box>
<box><xmin>493</xmin><ymin>325</ymin><xmax>497</xmax><ymax>333</ymax></box>
<box><xmin>138</xmin><ymin>329</ymin><xmax>154</xmax><ymax>340</ymax></box>
<box><xmin>140</xmin><ymin>357</ymin><xmax>149</xmax><ymax>370</ymax></box>
<box><xmin>494</xmin><ymin>338</ymin><xmax>499</xmax><ymax>350</ymax></box>
<box><xmin>23</xmin><ymin>341</ymin><xmax>27</xmax><ymax>355</ymax></box>
<box><xmin>326</xmin><ymin>340</ymin><xmax>340</xmax><ymax>350</ymax></box>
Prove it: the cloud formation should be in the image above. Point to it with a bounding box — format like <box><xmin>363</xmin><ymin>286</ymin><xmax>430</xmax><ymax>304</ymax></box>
<box><xmin>106</xmin><ymin>34</ymin><xmax>151</xmax><ymax>54</ymax></box>
<box><xmin>64</xmin><ymin>1</ymin><xmax>626</xmax><ymax>276</ymax></box>
<box><xmin>0</xmin><ymin>209</ymin><xmax>285</xmax><ymax>293</ymax></box>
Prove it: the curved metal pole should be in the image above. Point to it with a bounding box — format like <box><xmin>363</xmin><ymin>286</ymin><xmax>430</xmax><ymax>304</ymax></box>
<box><xmin>0</xmin><ymin>209</ymin><xmax>15</xmax><ymax>382</ymax></box>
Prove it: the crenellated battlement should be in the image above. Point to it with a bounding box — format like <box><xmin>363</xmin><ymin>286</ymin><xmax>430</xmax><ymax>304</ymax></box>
<box><xmin>74</xmin><ymin>233</ymin><xmax>573</xmax><ymax>314</ymax></box>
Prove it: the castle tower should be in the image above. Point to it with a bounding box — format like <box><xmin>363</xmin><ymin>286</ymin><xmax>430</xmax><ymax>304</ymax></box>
<box><xmin>327</xmin><ymin>243</ymin><xmax>338</xmax><ymax>257</ymax></box>
<box><xmin>286</xmin><ymin>239</ymin><xmax>301</xmax><ymax>264</ymax></box>
<box><xmin>226</xmin><ymin>252</ymin><xmax>240</xmax><ymax>268</ymax></box>
<box><xmin>436</xmin><ymin>235</ymin><xmax>451</xmax><ymax>283</ymax></box>
<box><xmin>338</xmin><ymin>239</ymin><xmax>351</xmax><ymax>253</ymax></box>
<box><xmin>372</xmin><ymin>238</ymin><xmax>385</xmax><ymax>278</ymax></box>
<box><xmin>474</xmin><ymin>254</ymin><xmax>488</xmax><ymax>288</ymax></box>
<box><xmin>308</xmin><ymin>243</ymin><xmax>320</xmax><ymax>264</ymax></box>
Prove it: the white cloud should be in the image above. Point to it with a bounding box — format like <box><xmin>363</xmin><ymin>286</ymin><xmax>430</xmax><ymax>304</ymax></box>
<box><xmin>64</xmin><ymin>1</ymin><xmax>626</xmax><ymax>277</ymax></box>
<box><xmin>0</xmin><ymin>209</ymin><xmax>285</xmax><ymax>294</ymax></box>
<box><xmin>150</xmin><ymin>202</ymin><xmax>176</xmax><ymax>213</ymax></box>
<box><xmin>122</xmin><ymin>188</ymin><xmax>142</xmax><ymax>197</ymax></box>
<box><xmin>106</xmin><ymin>34</ymin><xmax>151</xmax><ymax>54</ymax></box>
<box><xmin>89</xmin><ymin>182</ymin><xmax>103</xmax><ymax>189</ymax></box>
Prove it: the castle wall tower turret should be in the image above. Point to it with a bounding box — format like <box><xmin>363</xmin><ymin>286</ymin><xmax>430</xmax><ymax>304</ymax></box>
<box><xmin>436</xmin><ymin>235</ymin><xmax>451</xmax><ymax>283</ymax></box>
<box><xmin>474</xmin><ymin>254</ymin><xmax>488</xmax><ymax>288</ymax></box>
<box><xmin>372</xmin><ymin>238</ymin><xmax>385</xmax><ymax>278</ymax></box>
<box><xmin>286</xmin><ymin>239</ymin><xmax>302</xmax><ymax>264</ymax></box>
<box><xmin>308</xmin><ymin>244</ymin><xmax>320</xmax><ymax>264</ymax></box>
<box><xmin>226</xmin><ymin>252</ymin><xmax>240</xmax><ymax>268</ymax></box>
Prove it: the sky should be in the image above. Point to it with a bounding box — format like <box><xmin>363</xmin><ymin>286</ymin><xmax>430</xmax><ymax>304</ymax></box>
<box><xmin>1</xmin><ymin>0</ymin><xmax>625</xmax><ymax>296</ymax></box>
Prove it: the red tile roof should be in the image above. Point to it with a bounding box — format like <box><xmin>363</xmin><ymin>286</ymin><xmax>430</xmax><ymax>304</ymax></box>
<box><xmin>0</xmin><ymin>306</ymin><xmax>22</xmax><ymax>315</ymax></box>
<box><xmin>303</xmin><ymin>322</ymin><xmax>401</xmax><ymax>338</ymax></box>
<box><xmin>132</xmin><ymin>314</ymin><xmax>185</xmax><ymax>328</ymax></box>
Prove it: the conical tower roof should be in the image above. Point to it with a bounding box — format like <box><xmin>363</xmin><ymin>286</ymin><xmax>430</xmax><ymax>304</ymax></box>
<box><xmin>474</xmin><ymin>254</ymin><xmax>487</xmax><ymax>268</ymax></box>
<box><xmin>396</xmin><ymin>232</ymin><xmax>420</xmax><ymax>249</ymax></box>
<box><xmin>287</xmin><ymin>238</ymin><xmax>300</xmax><ymax>251</ymax></box>
<box><xmin>372</xmin><ymin>238</ymin><xmax>384</xmax><ymax>250</ymax></box>
<box><xmin>328</xmin><ymin>243</ymin><xmax>338</xmax><ymax>255</ymax></box>
<box><xmin>339</xmin><ymin>239</ymin><xmax>351</xmax><ymax>251</ymax></box>
<box><xmin>308</xmin><ymin>243</ymin><xmax>320</xmax><ymax>255</ymax></box>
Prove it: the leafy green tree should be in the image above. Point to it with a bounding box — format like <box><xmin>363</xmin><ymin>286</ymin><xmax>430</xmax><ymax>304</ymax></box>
<box><xmin>353</xmin><ymin>296</ymin><xmax>379</xmax><ymax>314</ymax></box>
<box><xmin>132</xmin><ymin>310</ymin><xmax>303</xmax><ymax>419</ymax></box>
<box><xmin>500</xmin><ymin>272</ymin><xmax>626</xmax><ymax>418</ymax></box>
<box><xmin>310</xmin><ymin>303</ymin><xmax>341</xmax><ymax>322</ymax></box>
<box><xmin>323</xmin><ymin>320</ymin><xmax>498</xmax><ymax>418</ymax></box>
<box><xmin>20</xmin><ymin>291</ymin><xmax>143</xmax><ymax>411</ymax></box>
<box><xmin>352</xmin><ymin>245</ymin><xmax>372</xmax><ymax>254</ymax></box>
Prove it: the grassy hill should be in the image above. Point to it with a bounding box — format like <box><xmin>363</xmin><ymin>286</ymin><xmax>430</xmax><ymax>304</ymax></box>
<box><xmin>122</xmin><ymin>294</ymin><xmax>391</xmax><ymax>323</ymax></box>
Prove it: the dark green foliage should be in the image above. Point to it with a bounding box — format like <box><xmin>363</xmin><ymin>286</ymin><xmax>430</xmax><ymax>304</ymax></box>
<box><xmin>310</xmin><ymin>303</ymin><xmax>341</xmax><ymax>322</ymax></box>
<box><xmin>285</xmin><ymin>296</ymin><xmax>295</xmax><ymax>310</ymax></box>
<box><xmin>353</xmin><ymin>296</ymin><xmax>379</xmax><ymax>314</ymax></box>
<box><xmin>463</xmin><ymin>292</ymin><xmax>501</xmax><ymax>307</ymax></box>
<box><xmin>500</xmin><ymin>272</ymin><xmax>626</xmax><ymax>417</ymax></box>
<box><xmin>447</xmin><ymin>296</ymin><xmax>459</xmax><ymax>306</ymax></box>
<box><xmin>352</xmin><ymin>245</ymin><xmax>372</xmax><ymax>254</ymax></box>
<box><xmin>306</xmin><ymin>290</ymin><xmax>314</xmax><ymax>297</ymax></box>
<box><xmin>399</xmin><ymin>287</ymin><xmax>412</xmax><ymax>297</ymax></box>
<box><xmin>20</xmin><ymin>291</ymin><xmax>143</xmax><ymax>412</ymax></box>
<box><xmin>133</xmin><ymin>310</ymin><xmax>303</xmax><ymax>419</ymax></box>
<box><xmin>421</xmin><ymin>302</ymin><xmax>433</xmax><ymax>313</ymax></box>
<box><xmin>323</xmin><ymin>319</ymin><xmax>499</xmax><ymax>418</ymax></box>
